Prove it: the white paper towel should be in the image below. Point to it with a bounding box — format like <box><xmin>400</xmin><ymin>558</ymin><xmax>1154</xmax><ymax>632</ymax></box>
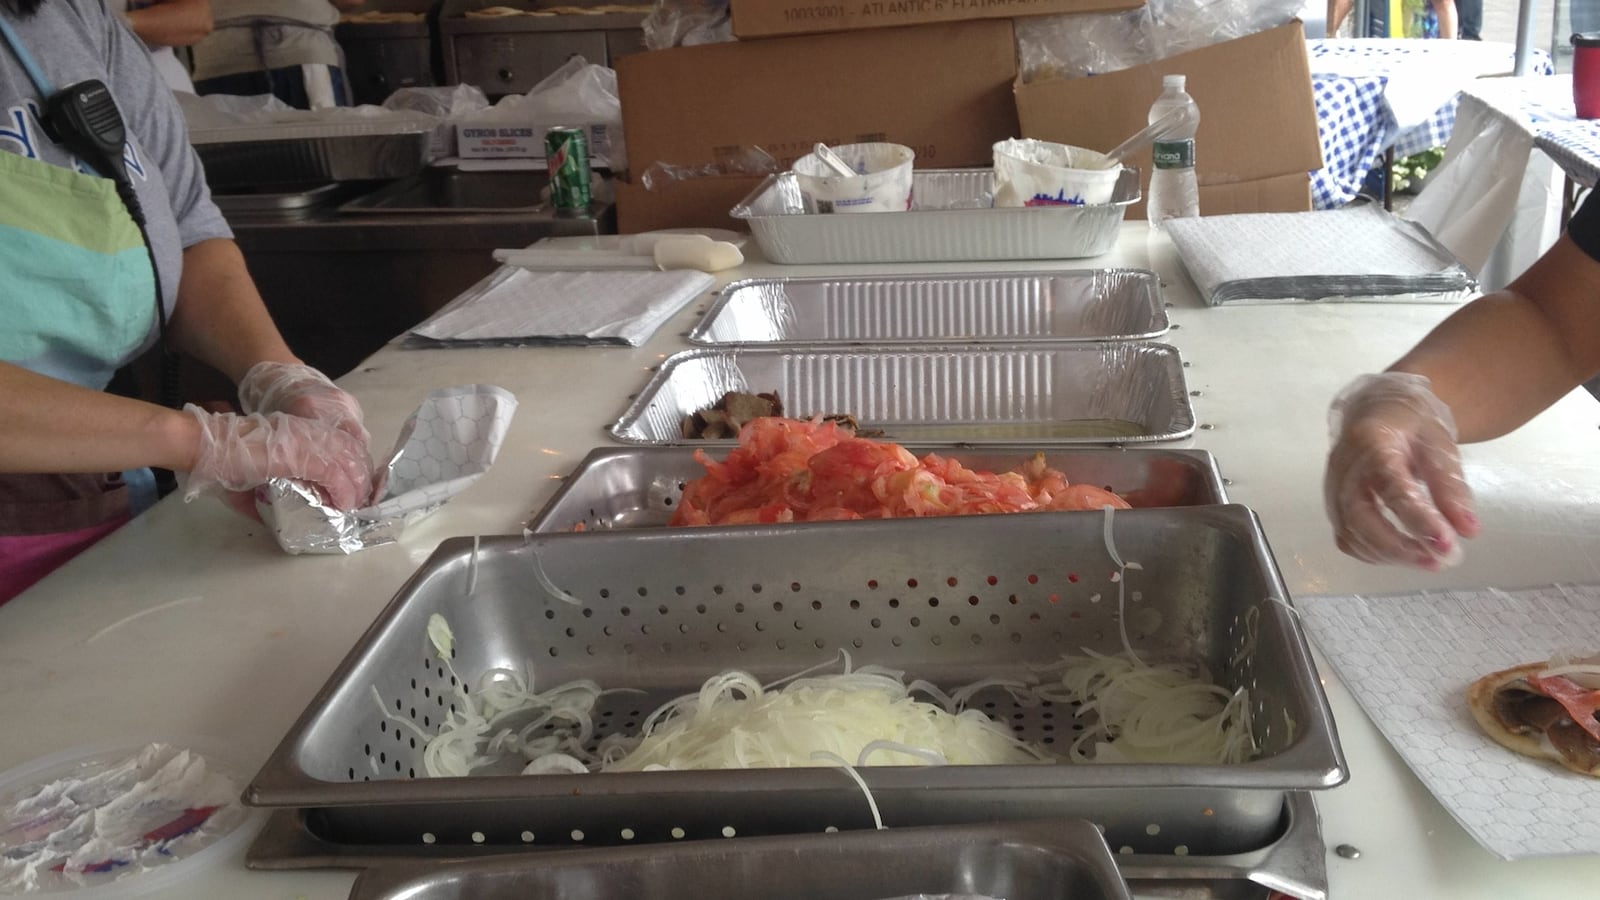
<box><xmin>410</xmin><ymin>268</ymin><xmax>715</xmax><ymax>347</ymax></box>
<box><xmin>1298</xmin><ymin>584</ymin><xmax>1600</xmax><ymax>859</ymax></box>
<box><xmin>1165</xmin><ymin>205</ymin><xmax>1477</xmax><ymax>305</ymax></box>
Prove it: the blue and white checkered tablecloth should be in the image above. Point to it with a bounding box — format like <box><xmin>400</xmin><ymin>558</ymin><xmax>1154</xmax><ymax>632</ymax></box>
<box><xmin>1535</xmin><ymin>122</ymin><xmax>1600</xmax><ymax>189</ymax></box>
<box><xmin>1456</xmin><ymin>73</ymin><xmax>1598</xmax><ymax>187</ymax></box>
<box><xmin>1308</xmin><ymin>40</ymin><xmax>1554</xmax><ymax>209</ymax></box>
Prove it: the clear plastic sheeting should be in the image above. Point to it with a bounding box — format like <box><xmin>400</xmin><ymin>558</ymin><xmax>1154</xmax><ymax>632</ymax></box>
<box><xmin>642</xmin><ymin>0</ymin><xmax>733</xmax><ymax>50</ymax></box>
<box><xmin>1016</xmin><ymin>0</ymin><xmax>1304</xmax><ymax>83</ymax></box>
<box><xmin>640</xmin><ymin>145</ymin><xmax>779</xmax><ymax>190</ymax></box>
<box><xmin>382</xmin><ymin>85</ymin><xmax>492</xmax><ymax>159</ymax></box>
<box><xmin>175</xmin><ymin>92</ymin><xmax>436</xmax><ymax>142</ymax></box>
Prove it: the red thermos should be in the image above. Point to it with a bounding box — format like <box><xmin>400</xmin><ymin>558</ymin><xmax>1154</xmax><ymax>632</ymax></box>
<box><xmin>1575</xmin><ymin>33</ymin><xmax>1600</xmax><ymax>119</ymax></box>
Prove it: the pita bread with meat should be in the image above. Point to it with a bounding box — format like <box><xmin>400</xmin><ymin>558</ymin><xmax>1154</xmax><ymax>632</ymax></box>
<box><xmin>1467</xmin><ymin>660</ymin><xmax>1600</xmax><ymax>777</ymax></box>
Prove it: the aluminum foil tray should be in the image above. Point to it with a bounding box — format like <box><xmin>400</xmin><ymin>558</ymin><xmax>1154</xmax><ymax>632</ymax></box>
<box><xmin>687</xmin><ymin>269</ymin><xmax>1167</xmax><ymax>346</ymax></box>
<box><xmin>608</xmin><ymin>342</ymin><xmax>1195</xmax><ymax>446</ymax></box>
<box><xmin>730</xmin><ymin>168</ymin><xmax>1139</xmax><ymax>264</ymax></box>
<box><xmin>245</xmin><ymin>508</ymin><xmax>1345</xmax><ymax>862</ymax></box>
<box><xmin>344</xmin><ymin>820</ymin><xmax>1133</xmax><ymax>900</ymax></box>
<box><xmin>528</xmin><ymin>445</ymin><xmax>1227</xmax><ymax>533</ymax></box>
<box><xmin>192</xmin><ymin>125</ymin><xmax>431</xmax><ymax>188</ymax></box>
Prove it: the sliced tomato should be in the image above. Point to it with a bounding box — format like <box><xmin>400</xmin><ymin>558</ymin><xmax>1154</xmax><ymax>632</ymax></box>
<box><xmin>1528</xmin><ymin>673</ymin><xmax>1600</xmax><ymax>742</ymax></box>
<box><xmin>671</xmin><ymin>417</ymin><xmax>1130</xmax><ymax>526</ymax></box>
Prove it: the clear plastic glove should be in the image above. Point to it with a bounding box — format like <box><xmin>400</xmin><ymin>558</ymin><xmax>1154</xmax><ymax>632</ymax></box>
<box><xmin>237</xmin><ymin>361</ymin><xmax>369</xmax><ymax>445</ymax></box>
<box><xmin>1324</xmin><ymin>372</ymin><xmax>1480</xmax><ymax>569</ymax></box>
<box><xmin>181</xmin><ymin>405</ymin><xmax>375</xmax><ymax>511</ymax></box>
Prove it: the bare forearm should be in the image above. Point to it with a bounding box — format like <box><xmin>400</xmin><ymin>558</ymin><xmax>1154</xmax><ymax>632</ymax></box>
<box><xmin>0</xmin><ymin>364</ymin><xmax>199</xmax><ymax>474</ymax></box>
<box><xmin>125</xmin><ymin>0</ymin><xmax>213</xmax><ymax>48</ymax></box>
<box><xmin>167</xmin><ymin>238</ymin><xmax>299</xmax><ymax>384</ymax></box>
<box><xmin>1389</xmin><ymin>238</ymin><xmax>1600</xmax><ymax>442</ymax></box>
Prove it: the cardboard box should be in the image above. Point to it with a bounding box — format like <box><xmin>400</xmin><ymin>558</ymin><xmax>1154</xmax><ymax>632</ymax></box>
<box><xmin>1014</xmin><ymin>22</ymin><xmax>1322</xmax><ymax>218</ymax></box>
<box><xmin>615</xmin><ymin>175</ymin><xmax>766</xmax><ymax>234</ymax></box>
<box><xmin>618</xmin><ymin>19</ymin><xmax>1020</xmax><ymax>174</ymax></box>
<box><xmin>1199</xmin><ymin>172</ymin><xmax>1312</xmax><ymax>217</ymax></box>
<box><xmin>730</xmin><ymin>0</ymin><xmax>1144</xmax><ymax>40</ymax></box>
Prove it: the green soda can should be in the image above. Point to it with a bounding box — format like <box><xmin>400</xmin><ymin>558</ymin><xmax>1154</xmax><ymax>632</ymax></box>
<box><xmin>545</xmin><ymin>126</ymin><xmax>592</xmax><ymax>212</ymax></box>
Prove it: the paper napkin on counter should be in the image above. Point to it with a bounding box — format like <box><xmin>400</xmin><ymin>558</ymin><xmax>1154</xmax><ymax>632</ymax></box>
<box><xmin>1165</xmin><ymin>204</ymin><xmax>1477</xmax><ymax>306</ymax></box>
<box><xmin>1298</xmin><ymin>584</ymin><xmax>1600</xmax><ymax>860</ymax></box>
<box><xmin>409</xmin><ymin>268</ymin><xmax>715</xmax><ymax>347</ymax></box>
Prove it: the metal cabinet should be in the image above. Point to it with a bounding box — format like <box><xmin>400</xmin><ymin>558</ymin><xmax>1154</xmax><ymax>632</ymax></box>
<box><xmin>439</xmin><ymin>2</ymin><xmax>650</xmax><ymax>99</ymax></box>
<box><xmin>446</xmin><ymin>30</ymin><xmax>610</xmax><ymax>95</ymax></box>
<box><xmin>337</xmin><ymin>22</ymin><xmax>438</xmax><ymax>106</ymax></box>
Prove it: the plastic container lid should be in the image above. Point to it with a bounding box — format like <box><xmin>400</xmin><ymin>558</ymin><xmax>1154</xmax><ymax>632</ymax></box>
<box><xmin>1162</xmin><ymin>74</ymin><xmax>1186</xmax><ymax>89</ymax></box>
<box><xmin>0</xmin><ymin>738</ymin><xmax>263</xmax><ymax>897</ymax></box>
<box><xmin>1574</xmin><ymin>31</ymin><xmax>1600</xmax><ymax>47</ymax></box>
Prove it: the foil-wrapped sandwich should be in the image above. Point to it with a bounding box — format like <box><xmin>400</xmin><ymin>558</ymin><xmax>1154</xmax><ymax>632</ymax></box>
<box><xmin>258</xmin><ymin>384</ymin><xmax>518</xmax><ymax>554</ymax></box>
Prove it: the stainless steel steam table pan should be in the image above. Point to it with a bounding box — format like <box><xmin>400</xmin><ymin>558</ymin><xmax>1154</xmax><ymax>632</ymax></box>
<box><xmin>528</xmin><ymin>445</ymin><xmax>1227</xmax><ymax>533</ymax></box>
<box><xmin>730</xmin><ymin>168</ymin><xmax>1139</xmax><ymax>264</ymax></box>
<box><xmin>686</xmin><ymin>269</ymin><xmax>1168</xmax><ymax>346</ymax></box>
<box><xmin>607</xmin><ymin>342</ymin><xmax>1195</xmax><ymax>446</ymax></box>
<box><xmin>246</xmin><ymin>507</ymin><xmax>1344</xmax><ymax>860</ymax></box>
<box><xmin>344</xmin><ymin>819</ymin><xmax>1133</xmax><ymax>900</ymax></box>
<box><xmin>251</xmin><ymin>791</ymin><xmax>1329</xmax><ymax>899</ymax></box>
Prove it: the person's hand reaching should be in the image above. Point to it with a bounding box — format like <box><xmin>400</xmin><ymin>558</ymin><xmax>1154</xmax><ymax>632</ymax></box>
<box><xmin>1324</xmin><ymin>372</ymin><xmax>1480</xmax><ymax>569</ymax></box>
<box><xmin>181</xmin><ymin>405</ymin><xmax>374</xmax><ymax>511</ymax></box>
<box><xmin>237</xmin><ymin>361</ymin><xmax>369</xmax><ymax>445</ymax></box>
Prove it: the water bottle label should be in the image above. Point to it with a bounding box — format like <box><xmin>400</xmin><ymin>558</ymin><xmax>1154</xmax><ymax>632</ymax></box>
<box><xmin>1153</xmin><ymin>139</ymin><xmax>1195</xmax><ymax>170</ymax></box>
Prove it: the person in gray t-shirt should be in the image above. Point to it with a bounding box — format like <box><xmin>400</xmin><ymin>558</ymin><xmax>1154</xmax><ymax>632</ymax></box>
<box><xmin>0</xmin><ymin>0</ymin><xmax>375</xmax><ymax>603</ymax></box>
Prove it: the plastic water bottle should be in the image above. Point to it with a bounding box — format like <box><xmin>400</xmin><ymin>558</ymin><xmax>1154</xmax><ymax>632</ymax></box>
<box><xmin>1146</xmin><ymin>74</ymin><xmax>1200</xmax><ymax>229</ymax></box>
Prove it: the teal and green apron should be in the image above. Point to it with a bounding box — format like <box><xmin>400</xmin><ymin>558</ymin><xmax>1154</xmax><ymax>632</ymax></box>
<box><xmin>0</xmin><ymin>136</ymin><xmax>158</xmax><ymax>539</ymax></box>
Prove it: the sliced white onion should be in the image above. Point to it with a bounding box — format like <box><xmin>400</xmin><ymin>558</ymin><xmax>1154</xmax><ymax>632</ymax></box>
<box><xmin>810</xmin><ymin>751</ymin><xmax>885</xmax><ymax>830</ymax></box>
<box><xmin>1101</xmin><ymin>505</ymin><xmax>1145</xmax><ymax>667</ymax></box>
<box><xmin>1045</xmin><ymin>649</ymin><xmax>1256</xmax><ymax>764</ymax></box>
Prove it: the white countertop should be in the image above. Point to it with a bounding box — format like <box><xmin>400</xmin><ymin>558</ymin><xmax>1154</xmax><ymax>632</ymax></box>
<box><xmin>4</xmin><ymin>222</ymin><xmax>1600</xmax><ymax>897</ymax></box>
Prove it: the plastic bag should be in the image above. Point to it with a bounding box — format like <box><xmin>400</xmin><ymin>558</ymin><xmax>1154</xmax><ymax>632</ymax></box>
<box><xmin>176</xmin><ymin>91</ymin><xmax>436</xmax><ymax>135</ymax></box>
<box><xmin>382</xmin><ymin>84</ymin><xmax>490</xmax><ymax>120</ymax></box>
<box><xmin>1016</xmin><ymin>0</ymin><xmax>1304</xmax><ymax>83</ymax></box>
<box><xmin>642</xmin><ymin>0</ymin><xmax>733</xmax><ymax>50</ymax></box>
<box><xmin>382</xmin><ymin>84</ymin><xmax>491</xmax><ymax>158</ymax></box>
<box><xmin>462</xmin><ymin>57</ymin><xmax>626</xmax><ymax>168</ymax></box>
<box><xmin>640</xmin><ymin>145</ymin><xmax>779</xmax><ymax>190</ymax></box>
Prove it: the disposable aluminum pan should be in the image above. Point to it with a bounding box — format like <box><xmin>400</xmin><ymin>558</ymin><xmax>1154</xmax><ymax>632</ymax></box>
<box><xmin>343</xmin><ymin>820</ymin><xmax>1133</xmax><ymax>900</ymax></box>
<box><xmin>730</xmin><ymin>168</ymin><xmax>1139</xmax><ymax>264</ymax></box>
<box><xmin>527</xmin><ymin>445</ymin><xmax>1227</xmax><ymax>533</ymax></box>
<box><xmin>608</xmin><ymin>342</ymin><xmax>1195</xmax><ymax>446</ymax></box>
<box><xmin>245</xmin><ymin>508</ymin><xmax>1345</xmax><ymax>864</ymax></box>
<box><xmin>686</xmin><ymin>270</ymin><xmax>1168</xmax><ymax>346</ymax></box>
<box><xmin>192</xmin><ymin>122</ymin><xmax>432</xmax><ymax>188</ymax></box>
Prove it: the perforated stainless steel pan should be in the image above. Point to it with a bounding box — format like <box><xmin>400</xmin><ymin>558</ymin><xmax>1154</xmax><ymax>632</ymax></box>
<box><xmin>246</xmin><ymin>508</ymin><xmax>1344</xmax><ymax>862</ymax></box>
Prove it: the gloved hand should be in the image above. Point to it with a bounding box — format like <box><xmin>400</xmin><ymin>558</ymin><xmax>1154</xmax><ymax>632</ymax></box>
<box><xmin>181</xmin><ymin>405</ymin><xmax>375</xmax><ymax>511</ymax></box>
<box><xmin>1324</xmin><ymin>372</ymin><xmax>1479</xmax><ymax>569</ymax></box>
<box><xmin>237</xmin><ymin>361</ymin><xmax>369</xmax><ymax>445</ymax></box>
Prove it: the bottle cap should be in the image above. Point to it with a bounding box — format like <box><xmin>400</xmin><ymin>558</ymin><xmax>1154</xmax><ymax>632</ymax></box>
<box><xmin>1163</xmin><ymin>74</ymin><xmax>1186</xmax><ymax>90</ymax></box>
